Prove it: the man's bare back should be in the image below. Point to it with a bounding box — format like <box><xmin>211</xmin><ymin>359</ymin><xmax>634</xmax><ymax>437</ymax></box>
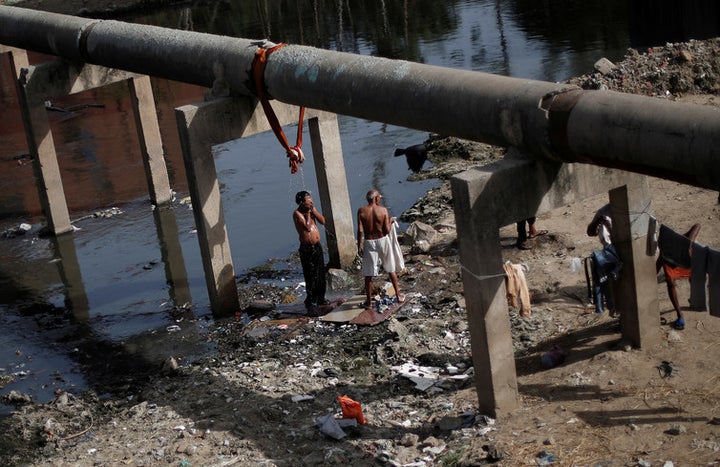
<box><xmin>357</xmin><ymin>204</ymin><xmax>389</xmax><ymax>241</ymax></box>
<box><xmin>357</xmin><ymin>189</ymin><xmax>403</xmax><ymax>306</ymax></box>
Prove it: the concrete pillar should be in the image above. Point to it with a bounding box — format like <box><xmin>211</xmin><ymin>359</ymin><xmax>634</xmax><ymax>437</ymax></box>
<box><xmin>12</xmin><ymin>53</ymin><xmax>73</xmax><ymax>235</ymax></box>
<box><xmin>307</xmin><ymin>112</ymin><xmax>356</xmax><ymax>268</ymax></box>
<box><xmin>609</xmin><ymin>180</ymin><xmax>660</xmax><ymax>347</ymax></box>
<box><xmin>175</xmin><ymin>100</ymin><xmax>239</xmax><ymax>317</ymax></box>
<box><xmin>450</xmin><ymin>200</ymin><xmax>519</xmax><ymax>417</ymax></box>
<box><xmin>128</xmin><ymin>75</ymin><xmax>173</xmax><ymax>205</ymax></box>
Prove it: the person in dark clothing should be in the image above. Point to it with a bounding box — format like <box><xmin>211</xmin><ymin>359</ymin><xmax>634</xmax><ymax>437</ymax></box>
<box><xmin>656</xmin><ymin>223</ymin><xmax>701</xmax><ymax>330</ymax></box>
<box><xmin>293</xmin><ymin>191</ymin><xmax>327</xmax><ymax>311</ymax></box>
<box><xmin>586</xmin><ymin>204</ymin><xmax>620</xmax><ymax>315</ymax></box>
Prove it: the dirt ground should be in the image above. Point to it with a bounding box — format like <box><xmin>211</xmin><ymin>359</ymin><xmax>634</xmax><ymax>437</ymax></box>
<box><xmin>2</xmin><ymin>1</ymin><xmax>720</xmax><ymax>466</ymax></box>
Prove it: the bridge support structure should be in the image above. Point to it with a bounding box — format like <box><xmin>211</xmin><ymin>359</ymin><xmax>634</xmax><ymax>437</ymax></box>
<box><xmin>2</xmin><ymin>46</ymin><xmax>173</xmax><ymax>235</ymax></box>
<box><xmin>451</xmin><ymin>156</ymin><xmax>659</xmax><ymax>416</ymax></box>
<box><xmin>175</xmin><ymin>97</ymin><xmax>355</xmax><ymax>316</ymax></box>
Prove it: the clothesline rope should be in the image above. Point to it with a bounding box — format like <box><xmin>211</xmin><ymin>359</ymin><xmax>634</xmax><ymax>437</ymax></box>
<box><xmin>460</xmin><ymin>264</ymin><xmax>506</xmax><ymax>282</ymax></box>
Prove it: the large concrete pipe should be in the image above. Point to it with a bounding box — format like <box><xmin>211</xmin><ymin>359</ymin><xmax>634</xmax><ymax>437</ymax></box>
<box><xmin>1</xmin><ymin>6</ymin><xmax>719</xmax><ymax>190</ymax></box>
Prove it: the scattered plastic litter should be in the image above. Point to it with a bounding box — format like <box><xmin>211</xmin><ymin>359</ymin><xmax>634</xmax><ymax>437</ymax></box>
<box><xmin>337</xmin><ymin>394</ymin><xmax>366</xmax><ymax>424</ymax></box>
<box><xmin>291</xmin><ymin>394</ymin><xmax>314</xmax><ymax>403</ymax></box>
<box><xmin>316</xmin><ymin>413</ymin><xmax>347</xmax><ymax>440</ymax></box>
<box><xmin>570</xmin><ymin>257</ymin><xmax>582</xmax><ymax>273</ymax></box>
<box><xmin>390</xmin><ymin>362</ymin><xmax>440</xmax><ymax>391</ymax></box>
<box><xmin>540</xmin><ymin>347</ymin><xmax>568</xmax><ymax>369</ymax></box>
<box><xmin>535</xmin><ymin>449</ymin><xmax>557</xmax><ymax>465</ymax></box>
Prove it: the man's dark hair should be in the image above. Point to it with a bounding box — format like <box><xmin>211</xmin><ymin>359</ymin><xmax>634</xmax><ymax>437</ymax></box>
<box><xmin>295</xmin><ymin>190</ymin><xmax>310</xmax><ymax>205</ymax></box>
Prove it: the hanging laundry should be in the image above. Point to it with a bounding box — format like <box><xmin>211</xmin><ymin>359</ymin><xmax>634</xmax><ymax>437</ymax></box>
<box><xmin>707</xmin><ymin>248</ymin><xmax>720</xmax><ymax>317</ymax></box>
<box><xmin>503</xmin><ymin>261</ymin><xmax>531</xmax><ymax>317</ymax></box>
<box><xmin>388</xmin><ymin>219</ymin><xmax>405</xmax><ymax>273</ymax></box>
<box><xmin>658</xmin><ymin>224</ymin><xmax>692</xmax><ymax>268</ymax></box>
<box><xmin>689</xmin><ymin>243</ymin><xmax>708</xmax><ymax>311</ymax></box>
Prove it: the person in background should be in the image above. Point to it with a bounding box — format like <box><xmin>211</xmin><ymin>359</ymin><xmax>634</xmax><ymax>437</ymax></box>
<box><xmin>293</xmin><ymin>191</ymin><xmax>328</xmax><ymax>312</ymax></box>
<box><xmin>516</xmin><ymin>217</ymin><xmax>548</xmax><ymax>250</ymax></box>
<box><xmin>357</xmin><ymin>189</ymin><xmax>405</xmax><ymax>308</ymax></box>
<box><xmin>586</xmin><ymin>204</ymin><xmax>621</xmax><ymax>315</ymax></box>
<box><xmin>656</xmin><ymin>223</ymin><xmax>702</xmax><ymax>331</ymax></box>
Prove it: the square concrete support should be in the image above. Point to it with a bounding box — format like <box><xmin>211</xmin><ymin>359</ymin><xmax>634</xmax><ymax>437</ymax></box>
<box><xmin>128</xmin><ymin>75</ymin><xmax>173</xmax><ymax>205</ymax></box>
<box><xmin>609</xmin><ymin>181</ymin><xmax>660</xmax><ymax>348</ymax></box>
<box><xmin>451</xmin><ymin>155</ymin><xmax>654</xmax><ymax>416</ymax></box>
<box><xmin>11</xmin><ymin>52</ymin><xmax>73</xmax><ymax>234</ymax></box>
<box><xmin>175</xmin><ymin>97</ymin><xmax>355</xmax><ymax>315</ymax></box>
<box><xmin>308</xmin><ymin>113</ymin><xmax>356</xmax><ymax>268</ymax></box>
<box><xmin>175</xmin><ymin>100</ymin><xmax>240</xmax><ymax>317</ymax></box>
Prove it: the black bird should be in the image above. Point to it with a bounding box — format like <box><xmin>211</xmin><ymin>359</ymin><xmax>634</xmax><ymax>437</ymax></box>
<box><xmin>394</xmin><ymin>144</ymin><xmax>427</xmax><ymax>173</ymax></box>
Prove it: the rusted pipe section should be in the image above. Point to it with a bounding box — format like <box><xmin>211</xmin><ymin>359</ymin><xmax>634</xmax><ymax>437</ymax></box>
<box><xmin>1</xmin><ymin>6</ymin><xmax>720</xmax><ymax>190</ymax></box>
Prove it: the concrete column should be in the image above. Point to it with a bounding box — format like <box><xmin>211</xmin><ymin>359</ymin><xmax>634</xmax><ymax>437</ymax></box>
<box><xmin>307</xmin><ymin>112</ymin><xmax>356</xmax><ymax>268</ymax></box>
<box><xmin>128</xmin><ymin>75</ymin><xmax>173</xmax><ymax>205</ymax></box>
<box><xmin>15</xmin><ymin>71</ymin><xmax>73</xmax><ymax>235</ymax></box>
<box><xmin>609</xmin><ymin>180</ymin><xmax>659</xmax><ymax>348</ymax></box>
<box><xmin>452</xmin><ymin>207</ymin><xmax>519</xmax><ymax>417</ymax></box>
<box><xmin>175</xmin><ymin>100</ymin><xmax>239</xmax><ymax>317</ymax></box>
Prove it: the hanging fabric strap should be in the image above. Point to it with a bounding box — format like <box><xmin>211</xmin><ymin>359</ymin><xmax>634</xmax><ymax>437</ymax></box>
<box><xmin>252</xmin><ymin>43</ymin><xmax>306</xmax><ymax>174</ymax></box>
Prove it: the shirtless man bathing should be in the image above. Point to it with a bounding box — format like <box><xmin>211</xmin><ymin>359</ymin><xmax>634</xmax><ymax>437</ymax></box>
<box><xmin>356</xmin><ymin>189</ymin><xmax>405</xmax><ymax>308</ymax></box>
<box><xmin>293</xmin><ymin>191</ymin><xmax>327</xmax><ymax>311</ymax></box>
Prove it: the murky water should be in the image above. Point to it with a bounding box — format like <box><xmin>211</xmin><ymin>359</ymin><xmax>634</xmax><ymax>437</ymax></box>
<box><xmin>1</xmin><ymin>0</ymin><xmax>718</xmax><ymax>412</ymax></box>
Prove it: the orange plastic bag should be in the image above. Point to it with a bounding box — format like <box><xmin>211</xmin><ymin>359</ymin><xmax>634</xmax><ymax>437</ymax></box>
<box><xmin>337</xmin><ymin>395</ymin><xmax>366</xmax><ymax>424</ymax></box>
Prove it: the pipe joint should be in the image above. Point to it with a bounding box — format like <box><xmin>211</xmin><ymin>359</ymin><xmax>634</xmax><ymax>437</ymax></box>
<box><xmin>542</xmin><ymin>88</ymin><xmax>586</xmax><ymax>163</ymax></box>
<box><xmin>78</xmin><ymin>20</ymin><xmax>102</xmax><ymax>63</ymax></box>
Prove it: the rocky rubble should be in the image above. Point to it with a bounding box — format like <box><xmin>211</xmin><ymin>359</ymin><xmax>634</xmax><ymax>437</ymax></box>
<box><xmin>567</xmin><ymin>38</ymin><xmax>720</xmax><ymax>98</ymax></box>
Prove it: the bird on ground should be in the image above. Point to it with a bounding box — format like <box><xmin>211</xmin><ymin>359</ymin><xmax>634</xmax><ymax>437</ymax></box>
<box><xmin>394</xmin><ymin>144</ymin><xmax>427</xmax><ymax>173</ymax></box>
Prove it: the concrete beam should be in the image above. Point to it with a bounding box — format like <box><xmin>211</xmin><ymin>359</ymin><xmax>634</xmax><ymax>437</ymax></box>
<box><xmin>20</xmin><ymin>59</ymin><xmax>140</xmax><ymax>103</ymax></box>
